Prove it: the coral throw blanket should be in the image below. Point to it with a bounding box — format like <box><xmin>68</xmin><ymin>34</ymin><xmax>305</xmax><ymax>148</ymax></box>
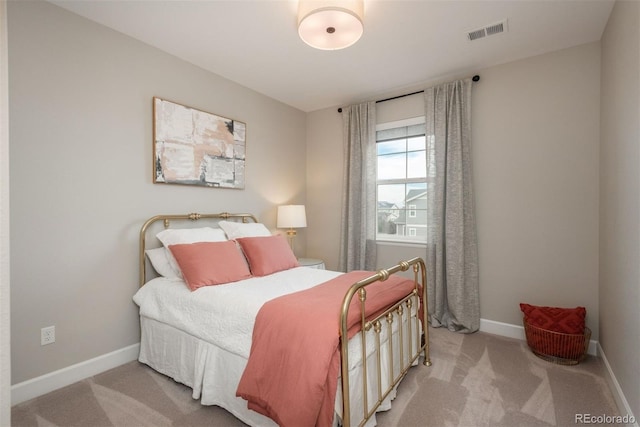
<box><xmin>236</xmin><ymin>270</ymin><xmax>416</xmax><ymax>427</ymax></box>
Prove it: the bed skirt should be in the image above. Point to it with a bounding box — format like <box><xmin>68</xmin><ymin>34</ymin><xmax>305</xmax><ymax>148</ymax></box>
<box><xmin>138</xmin><ymin>295</ymin><xmax>420</xmax><ymax>426</ymax></box>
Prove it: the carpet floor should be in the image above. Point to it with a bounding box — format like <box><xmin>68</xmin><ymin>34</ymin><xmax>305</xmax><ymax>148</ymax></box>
<box><xmin>12</xmin><ymin>327</ymin><xmax>620</xmax><ymax>427</ymax></box>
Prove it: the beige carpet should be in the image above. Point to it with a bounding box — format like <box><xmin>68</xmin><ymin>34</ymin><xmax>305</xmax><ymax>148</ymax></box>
<box><xmin>12</xmin><ymin>327</ymin><xmax>620</xmax><ymax>427</ymax></box>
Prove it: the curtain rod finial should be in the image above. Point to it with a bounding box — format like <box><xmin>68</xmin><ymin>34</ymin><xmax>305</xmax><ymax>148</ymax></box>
<box><xmin>472</xmin><ymin>75</ymin><xmax>480</xmax><ymax>82</ymax></box>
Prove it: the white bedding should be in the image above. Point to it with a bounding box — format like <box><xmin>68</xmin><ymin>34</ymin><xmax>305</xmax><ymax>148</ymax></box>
<box><xmin>133</xmin><ymin>266</ymin><xmax>342</xmax><ymax>357</ymax></box>
<box><xmin>134</xmin><ymin>266</ymin><xmax>421</xmax><ymax>426</ymax></box>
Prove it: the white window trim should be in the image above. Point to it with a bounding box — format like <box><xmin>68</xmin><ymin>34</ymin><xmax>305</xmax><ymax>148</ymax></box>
<box><xmin>377</xmin><ymin>235</ymin><xmax>427</xmax><ymax>244</ymax></box>
<box><xmin>376</xmin><ymin>240</ymin><xmax>427</xmax><ymax>248</ymax></box>
<box><xmin>376</xmin><ymin>116</ymin><xmax>425</xmax><ymax>131</ymax></box>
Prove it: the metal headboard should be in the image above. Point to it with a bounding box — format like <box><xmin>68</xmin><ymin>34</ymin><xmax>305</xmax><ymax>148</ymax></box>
<box><xmin>139</xmin><ymin>212</ymin><xmax>258</xmax><ymax>287</ymax></box>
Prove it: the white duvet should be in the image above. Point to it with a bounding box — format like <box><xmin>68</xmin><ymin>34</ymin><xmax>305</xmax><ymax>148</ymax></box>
<box><xmin>133</xmin><ymin>266</ymin><xmax>342</xmax><ymax>358</ymax></box>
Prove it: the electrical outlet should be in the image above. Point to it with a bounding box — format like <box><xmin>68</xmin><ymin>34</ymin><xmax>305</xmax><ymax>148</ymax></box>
<box><xmin>41</xmin><ymin>326</ymin><xmax>55</xmax><ymax>346</ymax></box>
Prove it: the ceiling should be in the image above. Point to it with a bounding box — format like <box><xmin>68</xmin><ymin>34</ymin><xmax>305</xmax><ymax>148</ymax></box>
<box><xmin>50</xmin><ymin>0</ymin><xmax>615</xmax><ymax>112</ymax></box>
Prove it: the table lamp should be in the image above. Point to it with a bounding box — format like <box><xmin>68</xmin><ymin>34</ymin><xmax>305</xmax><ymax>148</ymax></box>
<box><xmin>277</xmin><ymin>205</ymin><xmax>307</xmax><ymax>254</ymax></box>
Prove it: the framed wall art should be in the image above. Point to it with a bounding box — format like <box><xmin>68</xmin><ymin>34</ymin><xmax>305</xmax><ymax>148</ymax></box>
<box><xmin>153</xmin><ymin>97</ymin><xmax>246</xmax><ymax>189</ymax></box>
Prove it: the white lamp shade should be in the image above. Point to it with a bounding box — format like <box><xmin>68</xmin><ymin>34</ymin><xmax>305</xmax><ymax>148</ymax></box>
<box><xmin>277</xmin><ymin>205</ymin><xmax>307</xmax><ymax>228</ymax></box>
<box><xmin>298</xmin><ymin>0</ymin><xmax>364</xmax><ymax>50</ymax></box>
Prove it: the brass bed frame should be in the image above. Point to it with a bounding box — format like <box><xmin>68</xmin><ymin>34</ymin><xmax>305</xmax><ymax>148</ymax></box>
<box><xmin>139</xmin><ymin>212</ymin><xmax>431</xmax><ymax>427</ymax></box>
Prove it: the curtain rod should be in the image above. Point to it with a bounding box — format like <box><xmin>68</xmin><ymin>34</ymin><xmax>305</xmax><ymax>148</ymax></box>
<box><xmin>337</xmin><ymin>74</ymin><xmax>480</xmax><ymax>113</ymax></box>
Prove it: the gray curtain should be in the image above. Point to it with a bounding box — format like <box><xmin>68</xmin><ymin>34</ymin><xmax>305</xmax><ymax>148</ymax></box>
<box><xmin>339</xmin><ymin>102</ymin><xmax>377</xmax><ymax>272</ymax></box>
<box><xmin>424</xmin><ymin>79</ymin><xmax>480</xmax><ymax>333</ymax></box>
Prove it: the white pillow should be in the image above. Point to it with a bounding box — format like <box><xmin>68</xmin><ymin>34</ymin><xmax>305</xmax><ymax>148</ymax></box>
<box><xmin>145</xmin><ymin>247</ymin><xmax>180</xmax><ymax>278</ymax></box>
<box><xmin>156</xmin><ymin>227</ymin><xmax>227</xmax><ymax>247</ymax></box>
<box><xmin>218</xmin><ymin>221</ymin><xmax>271</xmax><ymax>240</ymax></box>
<box><xmin>156</xmin><ymin>227</ymin><xmax>228</xmax><ymax>276</ymax></box>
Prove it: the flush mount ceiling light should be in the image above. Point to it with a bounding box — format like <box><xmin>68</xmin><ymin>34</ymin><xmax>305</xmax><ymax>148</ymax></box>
<box><xmin>298</xmin><ymin>0</ymin><xmax>364</xmax><ymax>50</ymax></box>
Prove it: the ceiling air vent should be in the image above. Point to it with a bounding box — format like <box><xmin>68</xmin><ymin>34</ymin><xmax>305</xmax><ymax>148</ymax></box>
<box><xmin>467</xmin><ymin>19</ymin><xmax>508</xmax><ymax>41</ymax></box>
<box><xmin>485</xmin><ymin>21</ymin><xmax>505</xmax><ymax>36</ymax></box>
<box><xmin>467</xmin><ymin>28</ymin><xmax>486</xmax><ymax>41</ymax></box>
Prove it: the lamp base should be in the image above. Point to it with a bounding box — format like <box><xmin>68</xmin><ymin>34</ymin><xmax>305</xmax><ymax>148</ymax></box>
<box><xmin>285</xmin><ymin>228</ymin><xmax>297</xmax><ymax>254</ymax></box>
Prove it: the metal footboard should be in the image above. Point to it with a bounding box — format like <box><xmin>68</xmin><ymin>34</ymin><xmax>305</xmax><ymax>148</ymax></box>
<box><xmin>339</xmin><ymin>257</ymin><xmax>431</xmax><ymax>427</ymax></box>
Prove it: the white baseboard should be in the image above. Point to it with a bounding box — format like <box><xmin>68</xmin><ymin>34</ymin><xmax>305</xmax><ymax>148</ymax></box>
<box><xmin>11</xmin><ymin>343</ymin><xmax>140</xmax><ymax>406</ymax></box>
<box><xmin>479</xmin><ymin>318</ymin><xmax>598</xmax><ymax>356</ymax></box>
<box><xmin>597</xmin><ymin>343</ymin><xmax>639</xmax><ymax>427</ymax></box>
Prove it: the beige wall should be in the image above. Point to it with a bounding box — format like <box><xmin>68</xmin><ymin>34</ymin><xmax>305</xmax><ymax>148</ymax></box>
<box><xmin>8</xmin><ymin>1</ymin><xmax>306</xmax><ymax>384</ymax></box>
<box><xmin>473</xmin><ymin>43</ymin><xmax>601</xmax><ymax>335</ymax></box>
<box><xmin>599</xmin><ymin>0</ymin><xmax>640</xmax><ymax>419</ymax></box>
<box><xmin>1</xmin><ymin>1</ymin><xmax>11</xmax><ymax>424</ymax></box>
<box><xmin>305</xmin><ymin>107</ymin><xmax>343</xmax><ymax>269</ymax></box>
<box><xmin>307</xmin><ymin>42</ymin><xmax>601</xmax><ymax>336</ymax></box>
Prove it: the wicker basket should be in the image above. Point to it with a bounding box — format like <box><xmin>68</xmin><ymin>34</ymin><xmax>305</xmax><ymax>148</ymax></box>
<box><xmin>523</xmin><ymin>319</ymin><xmax>591</xmax><ymax>365</ymax></box>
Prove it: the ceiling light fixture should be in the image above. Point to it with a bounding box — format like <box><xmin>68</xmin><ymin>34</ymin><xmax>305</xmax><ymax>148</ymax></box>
<box><xmin>297</xmin><ymin>0</ymin><xmax>364</xmax><ymax>51</ymax></box>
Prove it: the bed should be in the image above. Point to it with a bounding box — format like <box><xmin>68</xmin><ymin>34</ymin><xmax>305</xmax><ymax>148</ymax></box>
<box><xmin>134</xmin><ymin>212</ymin><xmax>431</xmax><ymax>427</ymax></box>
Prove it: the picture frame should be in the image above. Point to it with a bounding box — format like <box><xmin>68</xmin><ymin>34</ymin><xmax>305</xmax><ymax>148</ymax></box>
<box><xmin>153</xmin><ymin>97</ymin><xmax>246</xmax><ymax>189</ymax></box>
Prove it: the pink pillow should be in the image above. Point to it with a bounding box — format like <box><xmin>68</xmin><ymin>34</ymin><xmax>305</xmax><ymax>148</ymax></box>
<box><xmin>237</xmin><ymin>235</ymin><xmax>299</xmax><ymax>276</ymax></box>
<box><xmin>519</xmin><ymin>303</ymin><xmax>586</xmax><ymax>335</ymax></box>
<box><xmin>169</xmin><ymin>241</ymin><xmax>252</xmax><ymax>291</ymax></box>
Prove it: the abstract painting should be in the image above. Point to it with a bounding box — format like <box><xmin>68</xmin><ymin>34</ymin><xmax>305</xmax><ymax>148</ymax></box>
<box><xmin>153</xmin><ymin>97</ymin><xmax>246</xmax><ymax>189</ymax></box>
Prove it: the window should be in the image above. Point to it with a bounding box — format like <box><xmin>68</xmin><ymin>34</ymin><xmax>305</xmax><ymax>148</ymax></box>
<box><xmin>376</xmin><ymin>118</ymin><xmax>429</xmax><ymax>243</ymax></box>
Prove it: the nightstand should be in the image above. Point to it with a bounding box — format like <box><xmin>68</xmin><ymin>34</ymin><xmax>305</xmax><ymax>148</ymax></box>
<box><xmin>298</xmin><ymin>258</ymin><xmax>325</xmax><ymax>270</ymax></box>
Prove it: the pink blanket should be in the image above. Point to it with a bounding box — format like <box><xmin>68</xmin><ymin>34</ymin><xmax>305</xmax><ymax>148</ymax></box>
<box><xmin>236</xmin><ymin>270</ymin><xmax>416</xmax><ymax>427</ymax></box>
